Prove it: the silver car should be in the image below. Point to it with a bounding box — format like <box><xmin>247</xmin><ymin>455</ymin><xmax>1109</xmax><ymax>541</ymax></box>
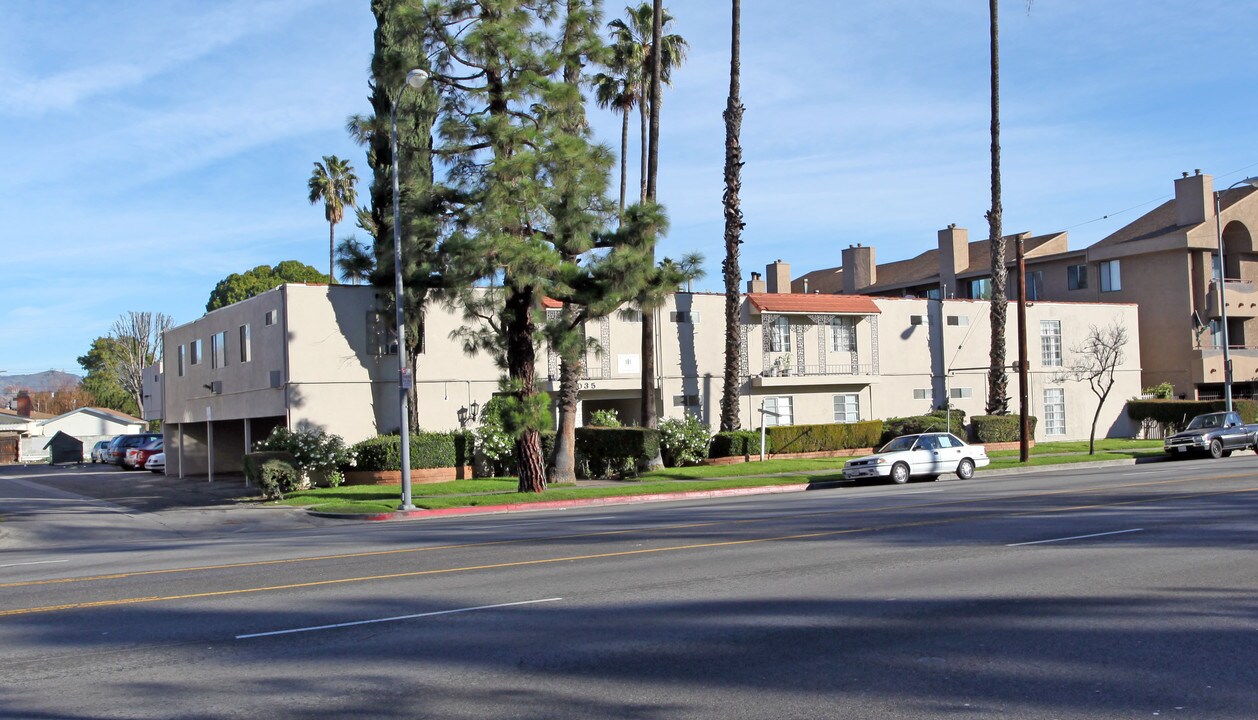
<box><xmin>90</xmin><ymin>440</ymin><xmax>113</xmax><ymax>464</ymax></box>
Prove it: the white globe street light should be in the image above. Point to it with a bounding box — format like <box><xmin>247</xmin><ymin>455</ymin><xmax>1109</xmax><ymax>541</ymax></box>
<box><xmin>391</xmin><ymin>68</ymin><xmax>430</xmax><ymax>511</ymax></box>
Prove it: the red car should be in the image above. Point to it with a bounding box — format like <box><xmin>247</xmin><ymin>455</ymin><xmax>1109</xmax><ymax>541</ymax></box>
<box><xmin>123</xmin><ymin>438</ymin><xmax>163</xmax><ymax>470</ymax></box>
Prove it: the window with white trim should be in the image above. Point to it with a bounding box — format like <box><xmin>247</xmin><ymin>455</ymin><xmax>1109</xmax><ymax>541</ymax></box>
<box><xmin>190</xmin><ymin>339</ymin><xmax>202</xmax><ymax>366</ymax></box>
<box><xmin>769</xmin><ymin>316</ymin><xmax>790</xmax><ymax>352</ymax></box>
<box><xmin>946</xmin><ymin>315</ymin><xmax>969</xmax><ymax>326</ymax></box>
<box><xmin>1041</xmin><ymin>320</ymin><xmax>1062</xmax><ymax>367</ymax></box>
<box><xmin>912</xmin><ymin>388</ymin><xmax>931</xmax><ymax>400</ymax></box>
<box><xmin>833</xmin><ymin>393</ymin><xmax>860</xmax><ymax>423</ymax></box>
<box><xmin>1043</xmin><ymin>387</ymin><xmax>1066</xmax><ymax>435</ymax></box>
<box><xmin>763</xmin><ymin>396</ymin><xmax>793</xmax><ymax>426</ymax></box>
<box><xmin>1099</xmin><ymin>260</ymin><xmax>1121</xmax><ymax>292</ymax></box>
<box><xmin>830</xmin><ymin>317</ymin><xmax>856</xmax><ymax>352</ymax></box>
<box><xmin>910</xmin><ymin>314</ymin><xmax>933</xmax><ymax>326</ymax></box>
<box><xmin>950</xmin><ymin>387</ymin><xmax>973</xmax><ymax>399</ymax></box>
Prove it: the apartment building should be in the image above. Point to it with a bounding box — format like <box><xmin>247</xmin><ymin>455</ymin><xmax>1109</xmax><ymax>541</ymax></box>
<box><xmin>153</xmin><ymin>279</ymin><xmax>1140</xmax><ymax>476</ymax></box>
<box><xmin>794</xmin><ymin>170</ymin><xmax>1258</xmax><ymax>401</ymax></box>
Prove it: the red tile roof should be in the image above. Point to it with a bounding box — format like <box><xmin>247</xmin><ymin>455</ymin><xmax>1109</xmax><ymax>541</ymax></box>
<box><xmin>541</xmin><ymin>297</ymin><xmax>564</xmax><ymax>309</ymax></box>
<box><xmin>746</xmin><ymin>293</ymin><xmax>880</xmax><ymax>314</ymax></box>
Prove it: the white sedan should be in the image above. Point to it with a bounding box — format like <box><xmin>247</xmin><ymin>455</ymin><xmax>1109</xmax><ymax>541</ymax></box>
<box><xmin>145</xmin><ymin>452</ymin><xmax>165</xmax><ymax>474</ymax></box>
<box><xmin>843</xmin><ymin>432</ymin><xmax>989</xmax><ymax>484</ymax></box>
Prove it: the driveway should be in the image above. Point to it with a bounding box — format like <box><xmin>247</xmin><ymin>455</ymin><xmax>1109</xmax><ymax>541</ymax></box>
<box><xmin>0</xmin><ymin>463</ymin><xmax>330</xmax><ymax>551</ymax></box>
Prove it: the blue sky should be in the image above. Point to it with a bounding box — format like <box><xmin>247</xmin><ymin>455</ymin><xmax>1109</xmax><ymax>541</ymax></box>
<box><xmin>2</xmin><ymin>1</ymin><xmax>1257</xmax><ymax>377</ymax></box>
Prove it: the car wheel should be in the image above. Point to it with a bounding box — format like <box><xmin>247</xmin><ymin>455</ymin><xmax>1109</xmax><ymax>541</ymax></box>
<box><xmin>891</xmin><ymin>462</ymin><xmax>910</xmax><ymax>484</ymax></box>
<box><xmin>1223</xmin><ymin>450</ymin><xmax>1233</xmax><ymax>458</ymax></box>
<box><xmin>1209</xmin><ymin>439</ymin><xmax>1224</xmax><ymax>459</ymax></box>
<box><xmin>956</xmin><ymin>458</ymin><xmax>975</xmax><ymax>480</ymax></box>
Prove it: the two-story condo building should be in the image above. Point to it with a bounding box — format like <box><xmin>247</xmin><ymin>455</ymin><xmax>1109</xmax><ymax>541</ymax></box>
<box><xmin>152</xmin><ymin>278</ymin><xmax>1141</xmax><ymax>478</ymax></box>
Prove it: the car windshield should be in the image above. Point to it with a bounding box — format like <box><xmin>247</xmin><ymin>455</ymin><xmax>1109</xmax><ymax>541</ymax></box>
<box><xmin>879</xmin><ymin>436</ymin><xmax>918</xmax><ymax>453</ymax></box>
<box><xmin>1186</xmin><ymin>414</ymin><xmax>1227</xmax><ymax>430</ymax></box>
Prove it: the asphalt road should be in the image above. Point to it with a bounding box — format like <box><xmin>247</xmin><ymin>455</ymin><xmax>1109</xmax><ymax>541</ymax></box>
<box><xmin>1</xmin><ymin>457</ymin><xmax>1257</xmax><ymax>719</ymax></box>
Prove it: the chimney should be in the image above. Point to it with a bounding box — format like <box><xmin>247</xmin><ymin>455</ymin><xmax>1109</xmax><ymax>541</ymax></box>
<box><xmin>1175</xmin><ymin>169</ymin><xmax>1214</xmax><ymax>227</ymax></box>
<box><xmin>15</xmin><ymin>391</ymin><xmax>31</xmax><ymax>418</ymax></box>
<box><xmin>747</xmin><ymin>271</ymin><xmax>767</xmax><ymax>294</ymax></box>
<box><xmin>766</xmin><ymin>260</ymin><xmax>791</xmax><ymax>294</ymax></box>
<box><xmin>841</xmin><ymin>244</ymin><xmax>876</xmax><ymax>293</ymax></box>
<box><xmin>937</xmin><ymin>224</ymin><xmax>968</xmax><ymax>296</ymax></box>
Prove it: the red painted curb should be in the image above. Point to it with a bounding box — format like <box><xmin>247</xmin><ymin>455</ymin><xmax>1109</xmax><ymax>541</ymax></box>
<box><xmin>309</xmin><ymin>483</ymin><xmax>812</xmax><ymax>521</ymax></box>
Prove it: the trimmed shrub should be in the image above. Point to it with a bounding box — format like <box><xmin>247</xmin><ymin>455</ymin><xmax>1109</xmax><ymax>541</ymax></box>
<box><xmin>880</xmin><ymin>410</ymin><xmax>966</xmax><ymax>445</ymax></box>
<box><xmin>709</xmin><ymin>430</ymin><xmax>766</xmax><ymax>458</ymax></box>
<box><xmin>253</xmin><ymin>427</ymin><xmax>354</xmax><ymax>486</ymax></box>
<box><xmin>970</xmin><ymin>415</ymin><xmax>1038</xmax><ymax>443</ymax></box>
<box><xmin>575</xmin><ymin>427</ymin><xmax>661</xmax><ymax>479</ymax></box>
<box><xmin>1126</xmin><ymin>399</ymin><xmax>1258</xmax><ymax>430</ymax></box>
<box><xmin>350</xmin><ymin>432</ymin><xmax>474</xmax><ymax>472</ymax></box>
<box><xmin>765</xmin><ymin>420</ymin><xmax>883</xmax><ymax>454</ymax></box>
<box><xmin>659</xmin><ymin>415</ymin><xmax>711</xmax><ymax>467</ymax></box>
<box><xmin>243</xmin><ymin>451</ymin><xmax>299</xmax><ymax>500</ymax></box>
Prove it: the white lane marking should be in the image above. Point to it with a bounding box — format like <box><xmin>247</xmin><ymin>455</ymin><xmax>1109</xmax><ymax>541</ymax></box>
<box><xmin>0</xmin><ymin>559</ymin><xmax>70</xmax><ymax>569</ymax></box>
<box><xmin>904</xmin><ymin>489</ymin><xmax>946</xmax><ymax>494</ymax></box>
<box><xmin>1007</xmin><ymin>528</ymin><xmax>1144</xmax><ymax>547</ymax></box>
<box><xmin>236</xmin><ymin>598</ymin><xmax>563</xmax><ymax>639</ymax></box>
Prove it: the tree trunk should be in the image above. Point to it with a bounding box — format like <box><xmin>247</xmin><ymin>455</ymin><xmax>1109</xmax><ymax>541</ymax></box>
<box><xmin>985</xmin><ymin>0</ymin><xmax>1008</xmax><ymax>416</ymax></box>
<box><xmin>638</xmin><ymin>95</ymin><xmax>648</xmax><ymax>203</ymax></box>
<box><xmin>719</xmin><ymin>0</ymin><xmax>744</xmax><ymax>432</ymax></box>
<box><xmin>639</xmin><ymin>0</ymin><xmax>665</xmax><ymax>470</ymax></box>
<box><xmin>329</xmin><ymin>220</ymin><xmax>336</xmax><ymax>284</ymax></box>
<box><xmin>407</xmin><ymin>343</ymin><xmax>420</xmax><ymax>430</ymax></box>
<box><xmin>619</xmin><ymin>108</ymin><xmax>630</xmax><ymax>221</ymax></box>
<box><xmin>548</xmin><ymin>353</ymin><xmax>580</xmax><ymax>484</ymax></box>
<box><xmin>1089</xmin><ymin>390</ymin><xmax>1108</xmax><ymax>456</ymax></box>
<box><xmin>505</xmin><ymin>283</ymin><xmax>546</xmax><ymax>493</ymax></box>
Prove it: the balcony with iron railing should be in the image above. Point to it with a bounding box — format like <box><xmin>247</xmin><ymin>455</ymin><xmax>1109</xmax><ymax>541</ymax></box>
<box><xmin>752</xmin><ymin>362</ymin><xmax>879</xmax><ymax>388</ymax></box>
<box><xmin>1205</xmin><ymin>278</ymin><xmax>1258</xmax><ymax>319</ymax></box>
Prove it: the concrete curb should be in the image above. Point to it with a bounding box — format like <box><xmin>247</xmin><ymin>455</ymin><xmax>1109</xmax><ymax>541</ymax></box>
<box><xmin>308</xmin><ymin>483</ymin><xmax>813</xmax><ymax>521</ymax></box>
<box><xmin>306</xmin><ymin>455</ymin><xmax>1170</xmax><ymax>522</ymax></box>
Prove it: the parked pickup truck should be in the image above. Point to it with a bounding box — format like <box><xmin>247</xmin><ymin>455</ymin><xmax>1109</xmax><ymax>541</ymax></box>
<box><xmin>1163</xmin><ymin>411</ymin><xmax>1258</xmax><ymax>458</ymax></box>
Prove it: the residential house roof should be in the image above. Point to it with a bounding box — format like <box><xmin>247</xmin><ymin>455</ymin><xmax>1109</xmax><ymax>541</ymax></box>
<box><xmin>746</xmin><ymin>293</ymin><xmax>880</xmax><ymax>314</ymax></box>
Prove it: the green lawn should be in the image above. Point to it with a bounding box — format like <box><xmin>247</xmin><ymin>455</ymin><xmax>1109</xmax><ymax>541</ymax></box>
<box><xmin>270</xmin><ymin>438</ymin><xmax>1167</xmax><ymax>514</ymax></box>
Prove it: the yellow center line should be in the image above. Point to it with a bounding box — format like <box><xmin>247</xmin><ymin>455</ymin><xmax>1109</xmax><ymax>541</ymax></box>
<box><xmin>3</xmin><ymin>484</ymin><xmax>1256</xmax><ymax>619</ymax></box>
<box><xmin>0</xmin><ymin>472</ymin><xmax>1251</xmax><ymax>591</ymax></box>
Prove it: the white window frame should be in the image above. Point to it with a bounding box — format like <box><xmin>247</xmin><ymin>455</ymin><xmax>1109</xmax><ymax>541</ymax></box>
<box><xmin>833</xmin><ymin>393</ymin><xmax>860</xmax><ymax>423</ymax></box>
<box><xmin>1043</xmin><ymin>387</ymin><xmax>1066</xmax><ymax>436</ymax></box>
<box><xmin>769</xmin><ymin>316</ymin><xmax>790</xmax><ymax>352</ymax></box>
<box><xmin>763</xmin><ymin>396</ymin><xmax>793</xmax><ymax>426</ymax></box>
<box><xmin>1041</xmin><ymin>320</ymin><xmax>1062</xmax><ymax>367</ymax></box>
<box><xmin>830</xmin><ymin>317</ymin><xmax>856</xmax><ymax>352</ymax></box>
<box><xmin>912</xmin><ymin>388</ymin><xmax>931</xmax><ymax>400</ymax></box>
<box><xmin>946</xmin><ymin>315</ymin><xmax>970</xmax><ymax>326</ymax></box>
<box><xmin>190</xmin><ymin>339</ymin><xmax>202</xmax><ymax>366</ymax></box>
<box><xmin>950</xmin><ymin>387</ymin><xmax>973</xmax><ymax>399</ymax></box>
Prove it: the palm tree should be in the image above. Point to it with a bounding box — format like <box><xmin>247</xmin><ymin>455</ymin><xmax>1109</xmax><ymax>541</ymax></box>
<box><xmin>334</xmin><ymin>235</ymin><xmax>374</xmax><ymax>285</ymax></box>
<box><xmin>607</xmin><ymin>2</ymin><xmax>687</xmax><ymax>203</ymax></box>
<box><xmin>985</xmin><ymin>0</ymin><xmax>1008</xmax><ymax>415</ymax></box>
<box><xmin>593</xmin><ymin>57</ymin><xmax>640</xmax><ymax>219</ymax></box>
<box><xmin>719</xmin><ymin>0</ymin><xmax>744</xmax><ymax>432</ymax></box>
<box><xmin>307</xmin><ymin>155</ymin><xmax>359</xmax><ymax>283</ymax></box>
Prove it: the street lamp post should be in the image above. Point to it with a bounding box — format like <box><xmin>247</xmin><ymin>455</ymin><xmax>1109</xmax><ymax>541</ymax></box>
<box><xmin>391</xmin><ymin>68</ymin><xmax>429</xmax><ymax>512</ymax></box>
<box><xmin>1212</xmin><ymin>176</ymin><xmax>1258</xmax><ymax>414</ymax></box>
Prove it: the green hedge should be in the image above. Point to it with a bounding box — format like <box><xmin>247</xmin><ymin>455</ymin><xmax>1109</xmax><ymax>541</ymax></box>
<box><xmin>575</xmin><ymin>427</ymin><xmax>660</xmax><ymax>479</ymax></box>
<box><xmin>765</xmin><ymin>421</ymin><xmax>883</xmax><ymax>454</ymax></box>
<box><xmin>350</xmin><ymin>432</ymin><xmax>474</xmax><ymax>472</ymax></box>
<box><xmin>243</xmin><ymin>451</ymin><xmax>299</xmax><ymax>500</ymax></box>
<box><xmin>971</xmin><ymin>415</ymin><xmax>1039</xmax><ymax>443</ymax></box>
<box><xmin>880</xmin><ymin>410</ymin><xmax>966</xmax><ymax>445</ymax></box>
<box><xmin>709</xmin><ymin>430</ymin><xmax>767</xmax><ymax>458</ymax></box>
<box><xmin>1126</xmin><ymin>399</ymin><xmax>1258</xmax><ymax>429</ymax></box>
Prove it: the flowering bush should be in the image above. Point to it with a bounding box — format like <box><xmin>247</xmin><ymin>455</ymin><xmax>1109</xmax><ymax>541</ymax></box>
<box><xmin>659</xmin><ymin>415</ymin><xmax>711</xmax><ymax>467</ymax></box>
<box><xmin>253</xmin><ymin>427</ymin><xmax>354</xmax><ymax>487</ymax></box>
<box><xmin>588</xmin><ymin>409</ymin><xmax>622</xmax><ymax>427</ymax></box>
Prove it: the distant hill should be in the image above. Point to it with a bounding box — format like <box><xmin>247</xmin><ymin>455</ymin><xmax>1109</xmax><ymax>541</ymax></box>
<box><xmin>0</xmin><ymin>370</ymin><xmax>81</xmax><ymax>398</ymax></box>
